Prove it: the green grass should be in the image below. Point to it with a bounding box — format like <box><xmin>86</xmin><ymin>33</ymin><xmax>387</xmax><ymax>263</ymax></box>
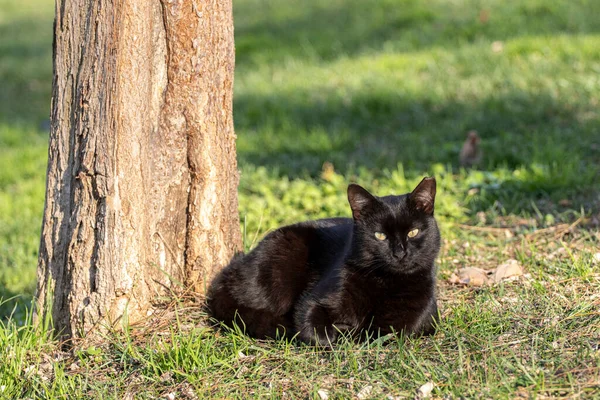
<box><xmin>1</xmin><ymin>0</ymin><xmax>600</xmax><ymax>397</ymax></box>
<box><xmin>0</xmin><ymin>0</ymin><xmax>53</xmax><ymax>321</ymax></box>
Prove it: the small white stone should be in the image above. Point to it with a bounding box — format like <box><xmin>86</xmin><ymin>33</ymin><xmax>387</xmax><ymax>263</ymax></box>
<box><xmin>317</xmin><ymin>389</ymin><xmax>329</xmax><ymax>400</ymax></box>
<box><xmin>418</xmin><ymin>382</ymin><xmax>434</xmax><ymax>398</ymax></box>
<box><xmin>357</xmin><ymin>385</ymin><xmax>373</xmax><ymax>399</ymax></box>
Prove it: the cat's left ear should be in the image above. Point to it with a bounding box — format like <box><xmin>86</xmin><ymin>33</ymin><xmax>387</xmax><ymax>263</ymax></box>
<box><xmin>410</xmin><ymin>177</ymin><xmax>436</xmax><ymax>215</ymax></box>
<box><xmin>348</xmin><ymin>184</ymin><xmax>377</xmax><ymax>220</ymax></box>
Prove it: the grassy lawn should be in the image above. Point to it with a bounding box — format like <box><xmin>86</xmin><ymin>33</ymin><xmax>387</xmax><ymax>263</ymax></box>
<box><xmin>1</xmin><ymin>0</ymin><xmax>599</xmax><ymax>398</ymax></box>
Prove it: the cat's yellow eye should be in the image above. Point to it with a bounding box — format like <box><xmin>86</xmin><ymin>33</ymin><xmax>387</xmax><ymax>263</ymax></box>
<box><xmin>374</xmin><ymin>232</ymin><xmax>387</xmax><ymax>241</ymax></box>
<box><xmin>407</xmin><ymin>228</ymin><xmax>419</xmax><ymax>238</ymax></box>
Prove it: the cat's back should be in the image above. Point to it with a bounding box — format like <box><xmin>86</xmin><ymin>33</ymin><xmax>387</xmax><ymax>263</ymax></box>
<box><xmin>206</xmin><ymin>217</ymin><xmax>353</xmax><ymax>335</ymax></box>
<box><xmin>252</xmin><ymin>216</ymin><xmax>352</xmax><ymax>263</ymax></box>
<box><xmin>304</xmin><ymin>217</ymin><xmax>353</xmax><ymax>267</ymax></box>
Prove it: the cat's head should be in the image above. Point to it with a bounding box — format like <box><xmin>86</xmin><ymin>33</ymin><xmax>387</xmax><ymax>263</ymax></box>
<box><xmin>347</xmin><ymin>177</ymin><xmax>441</xmax><ymax>274</ymax></box>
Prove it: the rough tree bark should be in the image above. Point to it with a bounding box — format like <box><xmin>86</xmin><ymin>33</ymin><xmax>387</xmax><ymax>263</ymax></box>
<box><xmin>35</xmin><ymin>0</ymin><xmax>242</xmax><ymax>341</ymax></box>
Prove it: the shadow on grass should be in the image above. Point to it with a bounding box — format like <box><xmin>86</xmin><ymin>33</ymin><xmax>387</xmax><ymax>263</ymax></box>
<box><xmin>236</xmin><ymin>88</ymin><xmax>599</xmax><ymax>168</ymax></box>
<box><xmin>235</xmin><ymin>85</ymin><xmax>600</xmax><ymax>214</ymax></box>
<box><xmin>234</xmin><ymin>0</ymin><xmax>600</xmax><ymax>67</ymax></box>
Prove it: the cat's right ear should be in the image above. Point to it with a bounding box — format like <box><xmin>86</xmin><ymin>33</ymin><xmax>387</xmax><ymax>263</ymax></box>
<box><xmin>348</xmin><ymin>184</ymin><xmax>377</xmax><ymax>220</ymax></box>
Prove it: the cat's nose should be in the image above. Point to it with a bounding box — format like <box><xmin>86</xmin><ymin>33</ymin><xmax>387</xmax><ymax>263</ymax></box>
<box><xmin>393</xmin><ymin>249</ymin><xmax>407</xmax><ymax>260</ymax></box>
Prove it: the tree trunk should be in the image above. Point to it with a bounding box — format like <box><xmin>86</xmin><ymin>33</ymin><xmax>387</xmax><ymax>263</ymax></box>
<box><xmin>35</xmin><ymin>0</ymin><xmax>241</xmax><ymax>341</ymax></box>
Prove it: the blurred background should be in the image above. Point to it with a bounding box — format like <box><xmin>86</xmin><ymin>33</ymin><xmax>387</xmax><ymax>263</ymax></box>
<box><xmin>1</xmin><ymin>0</ymin><xmax>599</xmax><ymax>321</ymax></box>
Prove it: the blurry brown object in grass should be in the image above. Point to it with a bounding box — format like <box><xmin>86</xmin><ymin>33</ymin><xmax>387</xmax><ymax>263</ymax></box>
<box><xmin>460</xmin><ymin>130</ymin><xmax>482</xmax><ymax>167</ymax></box>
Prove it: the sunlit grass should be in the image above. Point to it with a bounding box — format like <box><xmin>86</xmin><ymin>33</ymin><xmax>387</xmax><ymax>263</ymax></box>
<box><xmin>0</xmin><ymin>0</ymin><xmax>599</xmax><ymax>397</ymax></box>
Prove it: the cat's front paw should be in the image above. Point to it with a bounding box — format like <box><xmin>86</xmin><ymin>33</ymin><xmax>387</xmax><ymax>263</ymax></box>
<box><xmin>296</xmin><ymin>303</ymin><xmax>349</xmax><ymax>347</ymax></box>
<box><xmin>298</xmin><ymin>324</ymin><xmax>338</xmax><ymax>347</ymax></box>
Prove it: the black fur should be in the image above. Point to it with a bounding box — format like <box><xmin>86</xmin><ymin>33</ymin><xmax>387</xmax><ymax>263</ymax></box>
<box><xmin>206</xmin><ymin>177</ymin><xmax>441</xmax><ymax>345</ymax></box>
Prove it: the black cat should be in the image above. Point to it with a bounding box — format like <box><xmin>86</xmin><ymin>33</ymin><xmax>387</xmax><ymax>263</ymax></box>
<box><xmin>206</xmin><ymin>177</ymin><xmax>441</xmax><ymax>345</ymax></box>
